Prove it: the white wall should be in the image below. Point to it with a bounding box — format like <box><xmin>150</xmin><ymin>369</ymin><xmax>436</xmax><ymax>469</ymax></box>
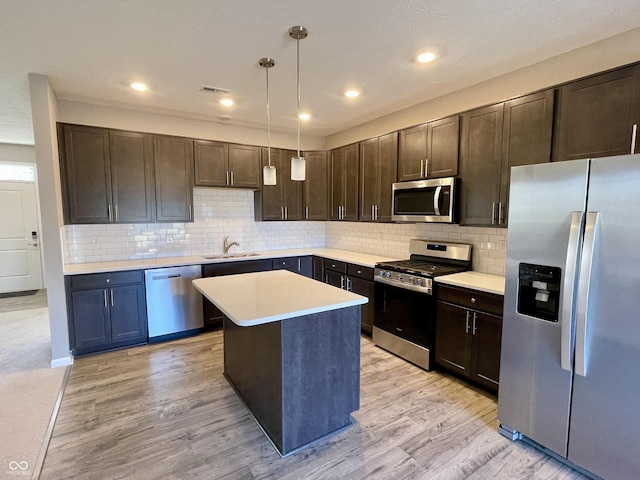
<box><xmin>29</xmin><ymin>74</ymin><xmax>72</xmax><ymax>368</ymax></box>
<box><xmin>326</xmin><ymin>26</ymin><xmax>640</xmax><ymax>148</ymax></box>
<box><xmin>58</xmin><ymin>100</ymin><xmax>326</xmax><ymax>151</ymax></box>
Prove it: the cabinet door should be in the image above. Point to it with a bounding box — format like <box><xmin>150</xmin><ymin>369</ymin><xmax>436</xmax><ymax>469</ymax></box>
<box><xmin>325</xmin><ymin>270</ymin><xmax>344</xmax><ymax>289</ymax></box>
<box><xmin>61</xmin><ymin>124</ymin><xmax>112</xmax><ymax>224</ymax></box>
<box><xmin>553</xmin><ymin>65</ymin><xmax>640</xmax><ymax>162</ymax></box>
<box><xmin>282</xmin><ymin>149</ymin><xmax>303</xmax><ymax>220</ymax></box>
<box><xmin>343</xmin><ymin>143</ymin><xmax>359</xmax><ymax>221</ymax></box>
<box><xmin>70</xmin><ymin>288</ymin><xmax>110</xmax><ymax>351</ymax></box>
<box><xmin>377</xmin><ymin>132</ymin><xmax>398</xmax><ymax>222</ymax></box>
<box><xmin>109</xmin><ymin>130</ymin><xmax>154</xmax><ymax>223</ymax></box>
<box><xmin>109</xmin><ymin>284</ymin><xmax>147</xmax><ymax>342</ymax></box>
<box><xmin>500</xmin><ymin>90</ymin><xmax>554</xmax><ymax>224</ymax></box>
<box><xmin>299</xmin><ymin>256</ymin><xmax>313</xmax><ymax>278</ymax></box>
<box><xmin>312</xmin><ymin>256</ymin><xmax>324</xmax><ymax>281</ymax></box>
<box><xmin>194</xmin><ymin>140</ymin><xmax>229</xmax><ymax>187</ymax></box>
<box><xmin>470</xmin><ymin>310</ymin><xmax>502</xmax><ymax>392</ymax></box>
<box><xmin>259</xmin><ymin>148</ymin><xmax>286</xmax><ymax>220</ymax></box>
<box><xmin>427</xmin><ymin>115</ymin><xmax>459</xmax><ymax>178</ymax></box>
<box><xmin>272</xmin><ymin>257</ymin><xmax>298</xmax><ymax>272</ymax></box>
<box><xmin>303</xmin><ymin>151</ymin><xmax>328</xmax><ymax>220</ymax></box>
<box><xmin>459</xmin><ymin>103</ymin><xmax>504</xmax><ymax>226</ymax></box>
<box><xmin>153</xmin><ymin>135</ymin><xmax>194</xmax><ymax>222</ymax></box>
<box><xmin>328</xmin><ymin>148</ymin><xmax>345</xmax><ymax>221</ymax></box>
<box><xmin>349</xmin><ymin>276</ymin><xmax>374</xmax><ymax>335</ymax></box>
<box><xmin>228</xmin><ymin>144</ymin><xmax>261</xmax><ymax>188</ymax></box>
<box><xmin>359</xmin><ymin>137</ymin><xmax>378</xmax><ymax>222</ymax></box>
<box><xmin>398</xmin><ymin>124</ymin><xmax>427</xmax><ymax>181</ymax></box>
<box><xmin>435</xmin><ymin>301</ymin><xmax>473</xmax><ymax>377</ymax></box>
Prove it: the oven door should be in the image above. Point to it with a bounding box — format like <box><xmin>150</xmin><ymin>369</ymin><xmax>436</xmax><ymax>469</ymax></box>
<box><xmin>373</xmin><ymin>281</ymin><xmax>435</xmax><ymax>369</ymax></box>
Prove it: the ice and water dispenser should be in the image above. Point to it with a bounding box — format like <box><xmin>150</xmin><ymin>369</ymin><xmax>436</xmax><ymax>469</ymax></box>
<box><xmin>517</xmin><ymin>263</ymin><xmax>561</xmax><ymax>322</ymax></box>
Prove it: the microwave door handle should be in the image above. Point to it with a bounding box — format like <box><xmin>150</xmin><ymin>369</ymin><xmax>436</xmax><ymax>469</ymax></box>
<box><xmin>560</xmin><ymin>211</ymin><xmax>585</xmax><ymax>372</ymax></box>
<box><xmin>433</xmin><ymin>186</ymin><xmax>442</xmax><ymax>216</ymax></box>
<box><xmin>575</xmin><ymin>212</ymin><xmax>598</xmax><ymax>377</ymax></box>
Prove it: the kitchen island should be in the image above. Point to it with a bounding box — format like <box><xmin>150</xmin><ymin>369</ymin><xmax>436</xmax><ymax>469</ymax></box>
<box><xmin>192</xmin><ymin>269</ymin><xmax>367</xmax><ymax>456</ymax></box>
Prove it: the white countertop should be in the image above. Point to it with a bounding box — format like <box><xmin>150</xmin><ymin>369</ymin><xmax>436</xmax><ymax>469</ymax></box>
<box><xmin>192</xmin><ymin>270</ymin><xmax>368</xmax><ymax>327</ymax></box>
<box><xmin>435</xmin><ymin>271</ymin><xmax>505</xmax><ymax>296</ymax></box>
<box><xmin>63</xmin><ymin>247</ymin><xmax>399</xmax><ymax>275</ymax></box>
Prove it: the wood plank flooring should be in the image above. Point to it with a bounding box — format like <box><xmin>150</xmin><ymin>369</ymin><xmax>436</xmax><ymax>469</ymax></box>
<box><xmin>40</xmin><ymin>331</ymin><xmax>587</xmax><ymax>479</ymax></box>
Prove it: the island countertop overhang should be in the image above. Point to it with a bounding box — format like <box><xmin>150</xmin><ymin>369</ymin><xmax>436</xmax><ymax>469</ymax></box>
<box><xmin>192</xmin><ymin>270</ymin><xmax>368</xmax><ymax>327</ymax></box>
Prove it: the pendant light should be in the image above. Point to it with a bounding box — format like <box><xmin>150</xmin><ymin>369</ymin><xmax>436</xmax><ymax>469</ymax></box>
<box><xmin>260</xmin><ymin>57</ymin><xmax>277</xmax><ymax>186</ymax></box>
<box><xmin>289</xmin><ymin>25</ymin><xmax>308</xmax><ymax>181</ymax></box>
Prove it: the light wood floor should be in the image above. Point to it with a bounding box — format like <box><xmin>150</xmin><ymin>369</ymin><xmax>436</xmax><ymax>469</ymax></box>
<box><xmin>41</xmin><ymin>331</ymin><xmax>586</xmax><ymax>479</ymax></box>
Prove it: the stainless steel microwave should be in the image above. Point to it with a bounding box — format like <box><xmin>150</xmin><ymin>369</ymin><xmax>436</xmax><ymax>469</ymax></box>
<box><xmin>391</xmin><ymin>177</ymin><xmax>457</xmax><ymax>223</ymax></box>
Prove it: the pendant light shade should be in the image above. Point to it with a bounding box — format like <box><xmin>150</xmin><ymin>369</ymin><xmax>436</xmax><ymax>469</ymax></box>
<box><xmin>289</xmin><ymin>26</ymin><xmax>308</xmax><ymax>182</ymax></box>
<box><xmin>260</xmin><ymin>57</ymin><xmax>277</xmax><ymax>186</ymax></box>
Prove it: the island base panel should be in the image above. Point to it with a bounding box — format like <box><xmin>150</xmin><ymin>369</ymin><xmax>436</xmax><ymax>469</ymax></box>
<box><xmin>223</xmin><ymin>306</ymin><xmax>361</xmax><ymax>456</ymax></box>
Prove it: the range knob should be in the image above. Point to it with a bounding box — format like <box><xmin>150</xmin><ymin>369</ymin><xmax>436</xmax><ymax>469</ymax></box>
<box><xmin>378</xmin><ymin>270</ymin><xmax>385</xmax><ymax>276</ymax></box>
<box><xmin>396</xmin><ymin>274</ymin><xmax>403</xmax><ymax>281</ymax></box>
<box><xmin>416</xmin><ymin>278</ymin><xmax>424</xmax><ymax>286</ymax></box>
<box><xmin>385</xmin><ymin>271</ymin><xmax>391</xmax><ymax>278</ymax></box>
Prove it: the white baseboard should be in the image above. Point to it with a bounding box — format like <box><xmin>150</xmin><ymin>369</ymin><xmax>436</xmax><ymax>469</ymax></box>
<box><xmin>51</xmin><ymin>355</ymin><xmax>73</xmax><ymax>368</ymax></box>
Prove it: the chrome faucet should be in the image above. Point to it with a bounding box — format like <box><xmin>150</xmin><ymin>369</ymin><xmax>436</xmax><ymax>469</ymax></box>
<box><xmin>223</xmin><ymin>236</ymin><xmax>240</xmax><ymax>254</ymax></box>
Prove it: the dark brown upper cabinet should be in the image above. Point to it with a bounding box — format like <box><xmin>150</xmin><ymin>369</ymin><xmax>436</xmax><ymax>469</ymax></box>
<box><xmin>153</xmin><ymin>135</ymin><xmax>194</xmax><ymax>222</ymax></box>
<box><xmin>194</xmin><ymin>141</ymin><xmax>260</xmax><ymax>188</ymax></box>
<box><xmin>329</xmin><ymin>143</ymin><xmax>359</xmax><ymax>221</ymax></box>
<box><xmin>254</xmin><ymin>148</ymin><xmax>303</xmax><ymax>221</ymax></box>
<box><xmin>60</xmin><ymin>125</ymin><xmax>154</xmax><ymax>224</ymax></box>
<box><xmin>303</xmin><ymin>151</ymin><xmax>329</xmax><ymax>220</ymax></box>
<box><xmin>359</xmin><ymin>132</ymin><xmax>398</xmax><ymax>222</ymax></box>
<box><xmin>553</xmin><ymin>64</ymin><xmax>640</xmax><ymax>162</ymax></box>
<box><xmin>398</xmin><ymin>115</ymin><xmax>459</xmax><ymax>181</ymax></box>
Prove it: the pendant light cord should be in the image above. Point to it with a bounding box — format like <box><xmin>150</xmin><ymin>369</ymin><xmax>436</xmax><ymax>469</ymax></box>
<box><xmin>266</xmin><ymin>64</ymin><xmax>272</xmax><ymax>167</ymax></box>
<box><xmin>296</xmin><ymin>36</ymin><xmax>301</xmax><ymax>158</ymax></box>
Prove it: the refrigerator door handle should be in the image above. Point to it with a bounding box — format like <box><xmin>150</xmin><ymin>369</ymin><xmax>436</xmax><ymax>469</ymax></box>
<box><xmin>575</xmin><ymin>211</ymin><xmax>599</xmax><ymax>377</ymax></box>
<box><xmin>560</xmin><ymin>210</ymin><xmax>585</xmax><ymax>372</ymax></box>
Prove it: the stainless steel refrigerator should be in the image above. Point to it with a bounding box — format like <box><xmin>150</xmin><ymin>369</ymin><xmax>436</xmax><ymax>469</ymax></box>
<box><xmin>498</xmin><ymin>154</ymin><xmax>640</xmax><ymax>480</ymax></box>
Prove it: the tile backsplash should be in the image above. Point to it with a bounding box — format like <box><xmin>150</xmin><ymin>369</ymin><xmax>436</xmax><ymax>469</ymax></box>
<box><xmin>62</xmin><ymin>187</ymin><xmax>507</xmax><ymax>275</ymax></box>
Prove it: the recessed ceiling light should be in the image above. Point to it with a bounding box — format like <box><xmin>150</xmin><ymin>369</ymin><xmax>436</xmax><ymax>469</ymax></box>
<box><xmin>131</xmin><ymin>82</ymin><xmax>148</xmax><ymax>92</ymax></box>
<box><xmin>220</xmin><ymin>98</ymin><xmax>234</xmax><ymax>107</ymax></box>
<box><xmin>298</xmin><ymin>113</ymin><xmax>311</xmax><ymax>120</ymax></box>
<box><xmin>417</xmin><ymin>51</ymin><xmax>437</xmax><ymax>63</ymax></box>
<box><xmin>345</xmin><ymin>90</ymin><xmax>360</xmax><ymax>98</ymax></box>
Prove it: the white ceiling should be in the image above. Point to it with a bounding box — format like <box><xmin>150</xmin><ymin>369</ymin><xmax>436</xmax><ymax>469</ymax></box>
<box><xmin>2</xmin><ymin>0</ymin><xmax>640</xmax><ymax>144</ymax></box>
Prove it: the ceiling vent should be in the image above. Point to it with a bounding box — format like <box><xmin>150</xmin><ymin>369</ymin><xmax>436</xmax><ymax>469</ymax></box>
<box><xmin>200</xmin><ymin>85</ymin><xmax>232</xmax><ymax>95</ymax></box>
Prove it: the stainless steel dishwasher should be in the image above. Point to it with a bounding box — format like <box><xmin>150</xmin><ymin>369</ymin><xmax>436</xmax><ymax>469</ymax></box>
<box><xmin>145</xmin><ymin>265</ymin><xmax>203</xmax><ymax>340</ymax></box>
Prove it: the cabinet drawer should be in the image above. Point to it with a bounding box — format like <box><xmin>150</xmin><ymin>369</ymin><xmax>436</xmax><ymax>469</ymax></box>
<box><xmin>69</xmin><ymin>270</ymin><xmax>143</xmax><ymax>290</ymax></box>
<box><xmin>324</xmin><ymin>259</ymin><xmax>347</xmax><ymax>273</ymax></box>
<box><xmin>347</xmin><ymin>264</ymin><xmax>374</xmax><ymax>281</ymax></box>
<box><xmin>437</xmin><ymin>284</ymin><xmax>503</xmax><ymax>316</ymax></box>
<box><xmin>272</xmin><ymin>257</ymin><xmax>298</xmax><ymax>271</ymax></box>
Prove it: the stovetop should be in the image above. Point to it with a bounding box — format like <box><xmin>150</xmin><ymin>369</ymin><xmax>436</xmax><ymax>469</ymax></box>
<box><xmin>375</xmin><ymin>259</ymin><xmax>468</xmax><ymax>278</ymax></box>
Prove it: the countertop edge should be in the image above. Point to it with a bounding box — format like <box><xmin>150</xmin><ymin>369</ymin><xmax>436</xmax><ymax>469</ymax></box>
<box><xmin>435</xmin><ymin>272</ymin><xmax>505</xmax><ymax>296</ymax></box>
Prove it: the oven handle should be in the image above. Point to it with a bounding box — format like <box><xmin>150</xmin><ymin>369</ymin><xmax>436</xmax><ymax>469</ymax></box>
<box><xmin>374</xmin><ymin>276</ymin><xmax>432</xmax><ymax>295</ymax></box>
<box><xmin>433</xmin><ymin>186</ymin><xmax>442</xmax><ymax>216</ymax></box>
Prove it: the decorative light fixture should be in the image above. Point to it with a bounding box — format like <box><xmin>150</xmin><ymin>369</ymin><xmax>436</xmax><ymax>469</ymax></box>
<box><xmin>219</xmin><ymin>98</ymin><xmax>234</xmax><ymax>107</ymax></box>
<box><xmin>289</xmin><ymin>25</ymin><xmax>308</xmax><ymax>181</ymax></box>
<box><xmin>417</xmin><ymin>51</ymin><xmax>437</xmax><ymax>63</ymax></box>
<box><xmin>131</xmin><ymin>82</ymin><xmax>148</xmax><ymax>91</ymax></box>
<box><xmin>345</xmin><ymin>90</ymin><xmax>360</xmax><ymax>98</ymax></box>
<box><xmin>259</xmin><ymin>57</ymin><xmax>277</xmax><ymax>186</ymax></box>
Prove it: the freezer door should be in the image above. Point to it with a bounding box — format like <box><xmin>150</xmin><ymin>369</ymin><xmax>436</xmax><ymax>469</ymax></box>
<box><xmin>498</xmin><ymin>159</ymin><xmax>589</xmax><ymax>457</ymax></box>
<box><xmin>567</xmin><ymin>154</ymin><xmax>640</xmax><ymax>479</ymax></box>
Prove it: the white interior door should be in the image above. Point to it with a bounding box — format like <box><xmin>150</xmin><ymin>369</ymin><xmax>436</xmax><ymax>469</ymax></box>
<box><xmin>0</xmin><ymin>181</ymin><xmax>43</xmax><ymax>293</ymax></box>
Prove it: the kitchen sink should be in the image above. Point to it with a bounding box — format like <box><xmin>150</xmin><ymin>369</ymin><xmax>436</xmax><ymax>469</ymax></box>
<box><xmin>201</xmin><ymin>252</ymin><xmax>261</xmax><ymax>260</ymax></box>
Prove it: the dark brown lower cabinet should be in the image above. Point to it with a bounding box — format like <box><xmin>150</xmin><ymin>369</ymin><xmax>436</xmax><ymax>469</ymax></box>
<box><xmin>324</xmin><ymin>259</ymin><xmax>375</xmax><ymax>335</ymax></box>
<box><xmin>66</xmin><ymin>270</ymin><xmax>147</xmax><ymax>356</ymax></box>
<box><xmin>271</xmin><ymin>256</ymin><xmax>312</xmax><ymax>278</ymax></box>
<box><xmin>435</xmin><ymin>285</ymin><xmax>503</xmax><ymax>393</ymax></box>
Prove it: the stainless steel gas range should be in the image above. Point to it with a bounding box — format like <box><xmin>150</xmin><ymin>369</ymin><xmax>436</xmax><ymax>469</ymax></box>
<box><xmin>373</xmin><ymin>239</ymin><xmax>472</xmax><ymax>370</ymax></box>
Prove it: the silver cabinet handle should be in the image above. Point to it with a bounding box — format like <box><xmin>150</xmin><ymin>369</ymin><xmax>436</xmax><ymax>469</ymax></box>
<box><xmin>281</xmin><ymin>207</ymin><xmax>284</xmax><ymax>220</ymax></box>
<box><xmin>498</xmin><ymin>202</ymin><xmax>504</xmax><ymax>225</ymax></box>
<box><xmin>425</xmin><ymin>158</ymin><xmax>429</xmax><ymax>177</ymax></box>
<box><xmin>465</xmin><ymin>310</ymin><xmax>470</xmax><ymax>334</ymax></box>
<box><xmin>472</xmin><ymin>312</ymin><xmax>477</xmax><ymax>335</ymax></box>
<box><xmin>226</xmin><ymin>170</ymin><xmax>230</xmax><ymax>186</ymax></box>
<box><xmin>107</xmin><ymin>204</ymin><xmax>113</xmax><ymax>222</ymax></box>
<box><xmin>285</xmin><ymin>206</ymin><xmax>288</xmax><ymax>220</ymax></box>
<box><xmin>491</xmin><ymin>202</ymin><xmax>497</xmax><ymax>225</ymax></box>
<box><xmin>371</xmin><ymin>204</ymin><xmax>374</xmax><ymax>220</ymax></box>
<box><xmin>104</xmin><ymin>289</ymin><xmax>108</xmax><ymax>308</ymax></box>
<box><xmin>305</xmin><ymin>206</ymin><xmax>309</xmax><ymax>219</ymax></box>
<box><xmin>298</xmin><ymin>258</ymin><xmax>301</xmax><ymax>272</ymax></box>
<box><xmin>230</xmin><ymin>170</ymin><xmax>234</xmax><ymax>186</ymax></box>
<box><xmin>375</xmin><ymin>204</ymin><xmax>379</xmax><ymax>221</ymax></box>
<box><xmin>631</xmin><ymin>123</ymin><xmax>637</xmax><ymax>154</ymax></box>
<box><xmin>561</xmin><ymin>211</ymin><xmax>584</xmax><ymax>372</ymax></box>
<box><xmin>575</xmin><ymin>212</ymin><xmax>598</xmax><ymax>377</ymax></box>
<box><xmin>340</xmin><ymin>275</ymin><xmax>345</xmax><ymax>289</ymax></box>
<box><xmin>420</xmin><ymin>159</ymin><xmax>425</xmax><ymax>178</ymax></box>
<box><xmin>346</xmin><ymin>277</ymin><xmax>352</xmax><ymax>291</ymax></box>
<box><xmin>188</xmin><ymin>204</ymin><xmax>192</xmax><ymax>220</ymax></box>
<box><xmin>115</xmin><ymin>204</ymin><xmax>119</xmax><ymax>222</ymax></box>
<box><xmin>110</xmin><ymin>290</ymin><xmax>114</xmax><ymax>307</ymax></box>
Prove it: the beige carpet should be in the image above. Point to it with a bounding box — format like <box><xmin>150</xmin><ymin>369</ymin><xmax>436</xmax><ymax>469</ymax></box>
<box><xmin>0</xmin><ymin>300</ymin><xmax>67</xmax><ymax>480</ymax></box>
